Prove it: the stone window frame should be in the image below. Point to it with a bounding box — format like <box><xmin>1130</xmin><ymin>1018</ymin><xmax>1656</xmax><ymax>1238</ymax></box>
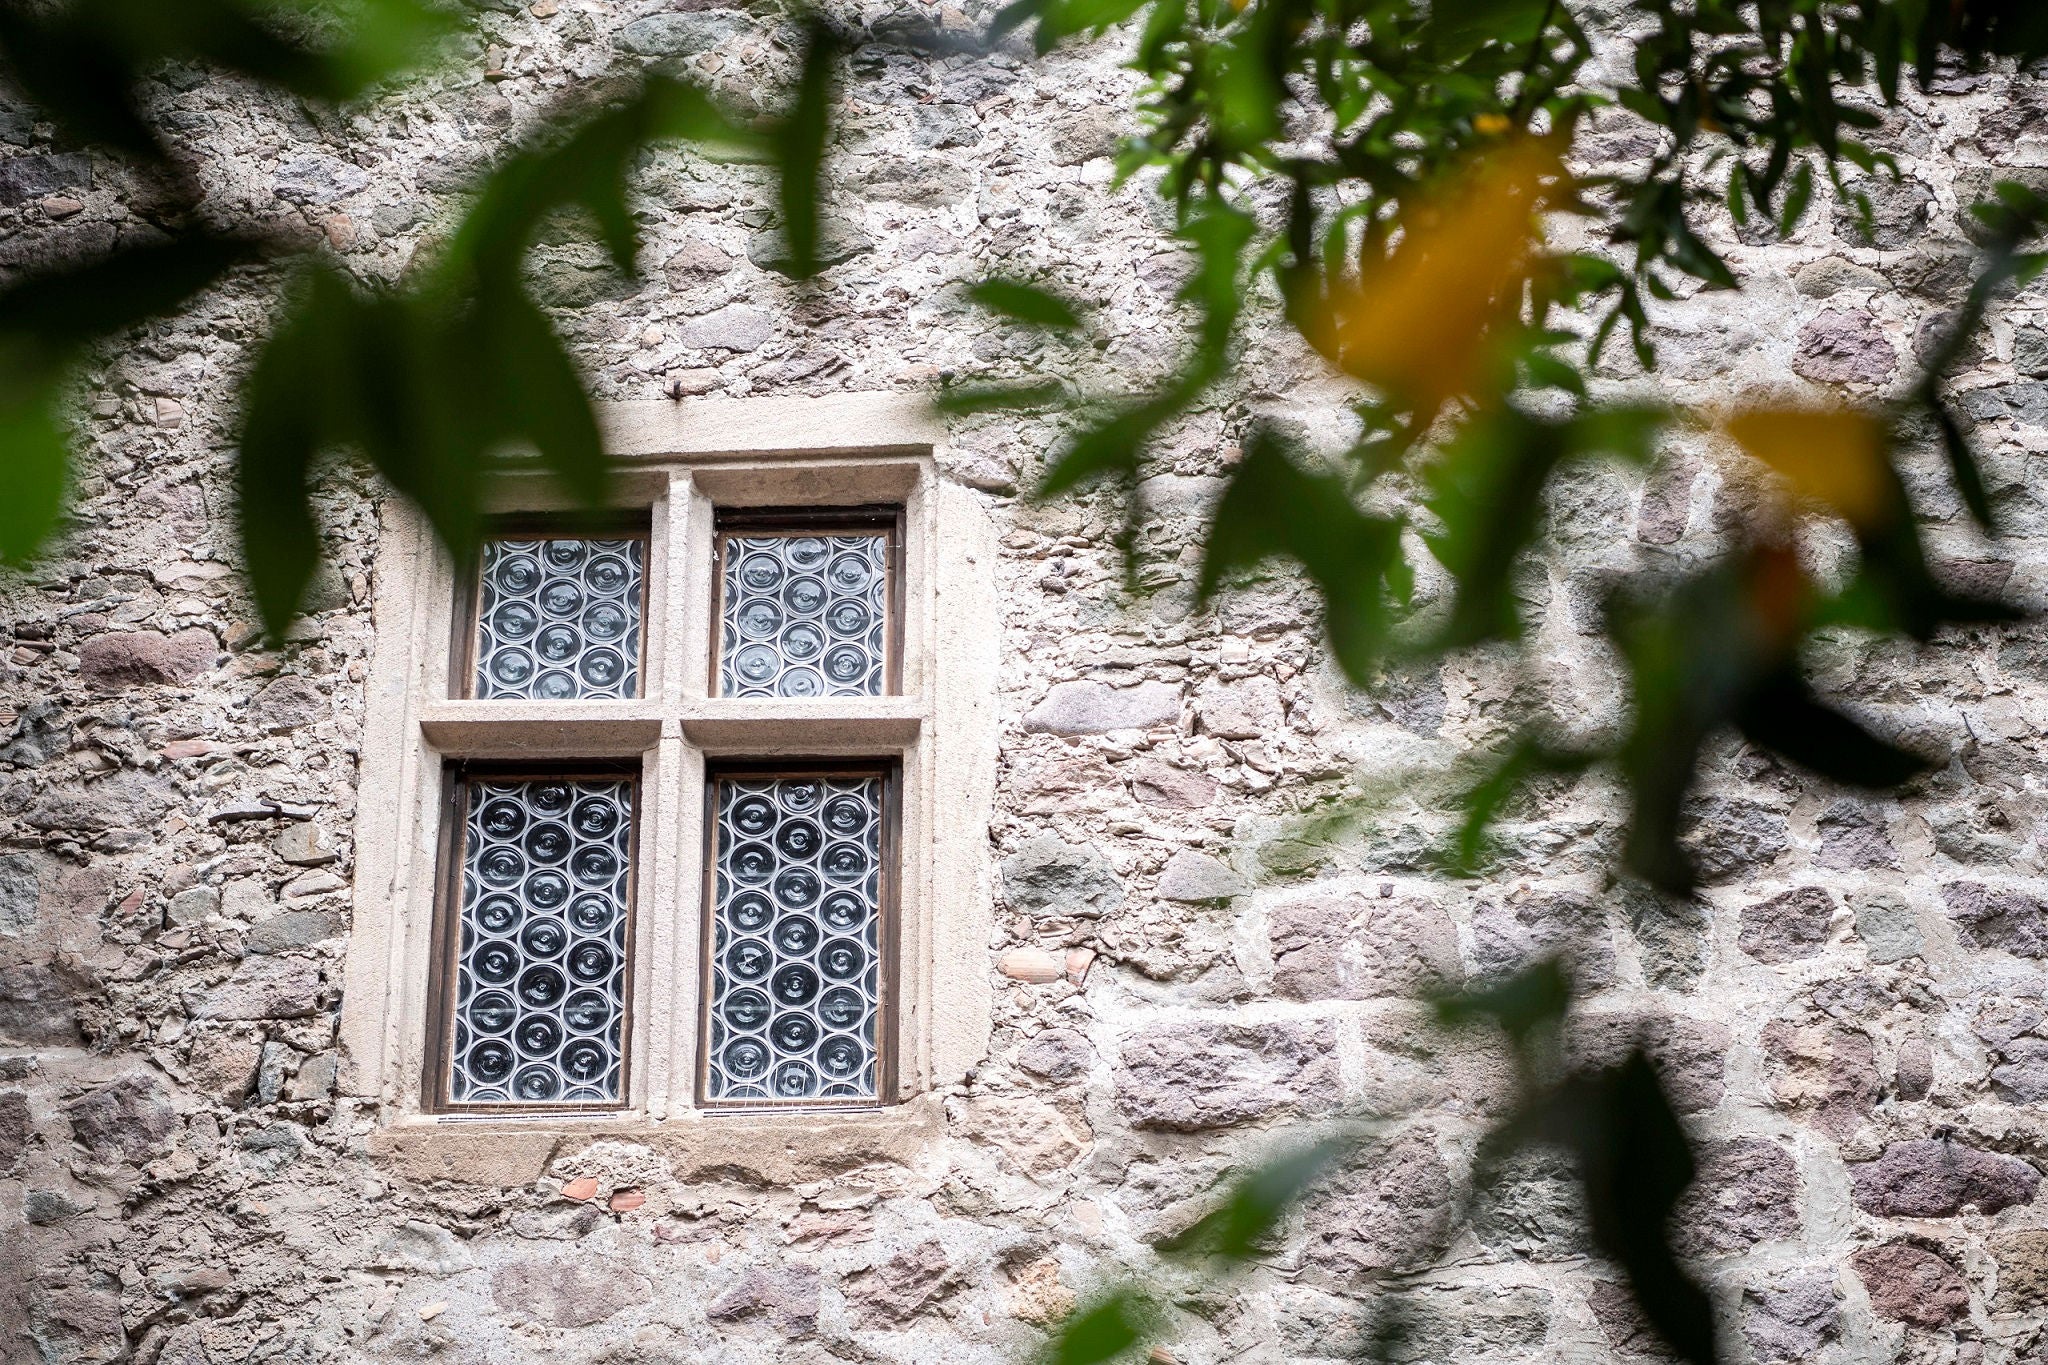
<box><xmin>340</xmin><ymin>393</ymin><xmax>999</xmax><ymax>1179</ymax></box>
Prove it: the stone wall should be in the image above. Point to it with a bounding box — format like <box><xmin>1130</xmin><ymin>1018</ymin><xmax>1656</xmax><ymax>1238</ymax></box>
<box><xmin>3</xmin><ymin>1</ymin><xmax>2048</xmax><ymax>1362</ymax></box>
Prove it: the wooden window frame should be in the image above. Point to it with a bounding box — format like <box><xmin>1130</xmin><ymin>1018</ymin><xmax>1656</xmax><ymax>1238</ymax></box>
<box><xmin>423</xmin><ymin>759</ymin><xmax>643</xmax><ymax>1116</ymax></box>
<box><xmin>707</xmin><ymin>506</ymin><xmax>906</xmax><ymax>700</ymax></box>
<box><xmin>450</xmin><ymin>512</ymin><xmax>655</xmax><ymax>704</ymax></box>
<box><xmin>695</xmin><ymin>758</ymin><xmax>902</xmax><ymax>1112</ymax></box>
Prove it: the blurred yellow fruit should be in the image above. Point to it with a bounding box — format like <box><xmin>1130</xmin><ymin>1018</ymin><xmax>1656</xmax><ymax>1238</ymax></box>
<box><xmin>1299</xmin><ymin>137</ymin><xmax>1561</xmax><ymax>415</ymax></box>
<box><xmin>1723</xmin><ymin>406</ymin><xmax>1892</xmax><ymax>528</ymax></box>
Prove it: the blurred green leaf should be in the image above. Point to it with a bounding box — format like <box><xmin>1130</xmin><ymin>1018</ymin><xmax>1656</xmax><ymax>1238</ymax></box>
<box><xmin>934</xmin><ymin>378</ymin><xmax>1067</xmax><ymax>415</ymax></box>
<box><xmin>969</xmin><ymin>280</ymin><xmax>1083</xmax><ymax>330</ymax></box>
<box><xmin>0</xmin><ymin>0</ymin><xmax>455</xmax><ymax>159</ymax></box>
<box><xmin>1733</xmin><ymin>666</ymin><xmax>1931</xmax><ymax>787</ymax></box>
<box><xmin>236</xmin><ymin>294</ymin><xmax>324</xmax><ymax>637</ymax></box>
<box><xmin>0</xmin><ymin>233</ymin><xmax>256</xmax><ymax>350</ymax></box>
<box><xmin>0</xmin><ymin>232</ymin><xmax>252</xmax><ymax>567</ymax></box>
<box><xmin>1434</xmin><ymin>958</ymin><xmax>1571</xmax><ymax>1044</ymax></box>
<box><xmin>777</xmin><ymin>17</ymin><xmax>841</xmax><ymax>280</ymax></box>
<box><xmin>1424</xmin><ymin>406</ymin><xmax>1663</xmax><ymax>649</ymax></box>
<box><xmin>0</xmin><ymin>388</ymin><xmax>69</xmax><ymax>565</ymax></box>
<box><xmin>1444</xmin><ymin>739</ymin><xmax>1596</xmax><ymax>875</ymax></box>
<box><xmin>1198</xmin><ymin>426</ymin><xmax>1406</xmax><ymax>683</ymax></box>
<box><xmin>1047</xmin><ymin>1294</ymin><xmax>1149</xmax><ymax>1365</ymax></box>
<box><xmin>1160</xmin><ymin>1141</ymin><xmax>1346</xmax><ymax>1259</ymax></box>
<box><xmin>1563</xmin><ymin>1055</ymin><xmax>1716</xmax><ymax>1365</ymax></box>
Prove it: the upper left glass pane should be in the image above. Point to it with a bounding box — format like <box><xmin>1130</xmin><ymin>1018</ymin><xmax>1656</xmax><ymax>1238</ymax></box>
<box><xmin>472</xmin><ymin>536</ymin><xmax>646</xmax><ymax>700</ymax></box>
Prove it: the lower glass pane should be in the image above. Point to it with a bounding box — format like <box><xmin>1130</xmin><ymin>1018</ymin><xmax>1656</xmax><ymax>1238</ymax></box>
<box><xmin>706</xmin><ymin>772</ymin><xmax>883</xmax><ymax>1103</ymax></box>
<box><xmin>449</xmin><ymin>775</ymin><xmax>633</xmax><ymax>1106</ymax></box>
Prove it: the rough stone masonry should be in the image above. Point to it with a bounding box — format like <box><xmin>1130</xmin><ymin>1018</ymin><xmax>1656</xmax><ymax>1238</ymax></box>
<box><xmin>2</xmin><ymin>0</ymin><xmax>2048</xmax><ymax>1362</ymax></box>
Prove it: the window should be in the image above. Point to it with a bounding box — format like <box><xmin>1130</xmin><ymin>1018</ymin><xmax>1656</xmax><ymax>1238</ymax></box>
<box><xmin>701</xmin><ymin>761</ymin><xmax>895</xmax><ymax>1106</ymax></box>
<box><xmin>342</xmin><ymin>394</ymin><xmax>997</xmax><ymax>1157</ymax></box>
<box><xmin>435</xmin><ymin>766</ymin><xmax>638</xmax><ymax>1109</ymax></box>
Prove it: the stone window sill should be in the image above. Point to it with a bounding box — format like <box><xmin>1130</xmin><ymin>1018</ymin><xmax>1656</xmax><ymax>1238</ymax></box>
<box><xmin>365</xmin><ymin>1093</ymin><xmax>945</xmax><ymax>1186</ymax></box>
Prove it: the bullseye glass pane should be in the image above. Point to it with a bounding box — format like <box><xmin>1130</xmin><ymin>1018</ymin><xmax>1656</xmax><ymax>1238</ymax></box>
<box><xmin>718</xmin><ymin>532</ymin><xmax>888</xmax><ymax>698</ymax></box>
<box><xmin>474</xmin><ymin>537</ymin><xmax>645</xmax><ymax>700</ymax></box>
<box><xmin>450</xmin><ymin>776</ymin><xmax>632</xmax><ymax>1106</ymax></box>
<box><xmin>707</xmin><ymin>773</ymin><xmax>883</xmax><ymax>1103</ymax></box>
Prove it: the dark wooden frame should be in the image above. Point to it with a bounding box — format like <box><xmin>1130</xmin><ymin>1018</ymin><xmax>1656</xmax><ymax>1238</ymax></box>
<box><xmin>694</xmin><ymin>757</ymin><xmax>903</xmax><ymax>1112</ymax></box>
<box><xmin>423</xmin><ymin>758</ymin><xmax>644</xmax><ymax>1115</ymax></box>
<box><xmin>450</xmin><ymin>512</ymin><xmax>655</xmax><ymax>703</ymax></box>
<box><xmin>707</xmin><ymin>506</ymin><xmax>906</xmax><ymax>700</ymax></box>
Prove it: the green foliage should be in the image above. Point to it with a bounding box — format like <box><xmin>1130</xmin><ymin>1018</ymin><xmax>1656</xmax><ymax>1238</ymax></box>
<box><xmin>0</xmin><ymin>4</ymin><xmax>840</xmax><ymax>637</ymax></box>
<box><xmin>969</xmin><ymin>280</ymin><xmax>1084</xmax><ymax>330</ymax></box>
<box><xmin>1044</xmin><ymin>965</ymin><xmax>1716</xmax><ymax>1365</ymax></box>
<box><xmin>981</xmin><ymin>0</ymin><xmax>2048</xmax><ymax>892</ymax></box>
<box><xmin>1196</xmin><ymin>427</ymin><xmax>1406</xmax><ymax>680</ymax></box>
<box><xmin>1045</xmin><ymin>1294</ymin><xmax>1150</xmax><ymax>1365</ymax></box>
<box><xmin>0</xmin><ymin>0</ymin><xmax>457</xmax><ymax>161</ymax></box>
<box><xmin>0</xmin><ymin>232</ymin><xmax>258</xmax><ymax>562</ymax></box>
<box><xmin>1540</xmin><ymin>1055</ymin><xmax>1715</xmax><ymax>1365</ymax></box>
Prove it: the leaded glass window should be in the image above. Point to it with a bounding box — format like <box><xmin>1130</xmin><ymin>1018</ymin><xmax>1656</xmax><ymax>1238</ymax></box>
<box><xmin>445</xmin><ymin>773</ymin><xmax>634</xmax><ymax>1107</ymax></box>
<box><xmin>715</xmin><ymin>519</ymin><xmax>894</xmax><ymax>698</ymax></box>
<box><xmin>471</xmin><ymin>534</ymin><xmax>646</xmax><ymax>701</ymax></box>
<box><xmin>704</xmin><ymin>769</ymin><xmax>888</xmax><ymax>1105</ymax></box>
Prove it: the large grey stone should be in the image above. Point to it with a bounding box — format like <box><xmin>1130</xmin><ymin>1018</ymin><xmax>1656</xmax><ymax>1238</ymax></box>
<box><xmin>1677</xmin><ymin>1139</ymin><xmax>1800</xmax><ymax>1254</ymax></box>
<box><xmin>368</xmin><ymin>1222</ymin><xmax>474</xmax><ymax>1277</ymax></box>
<box><xmin>616</xmin><ymin>11</ymin><xmax>744</xmax><ymax>55</ymax></box>
<box><xmin>245</xmin><ymin>909</ymin><xmax>346</xmax><ymax>954</ymax></box>
<box><xmin>1268</xmin><ymin>889</ymin><xmax>1461</xmax><ymax>1000</ymax></box>
<box><xmin>76</xmin><ymin>628</ymin><xmax>216</xmax><ymax>690</ymax></box>
<box><xmin>1383</xmin><ymin>1287</ymin><xmax>1552</xmax><ymax>1362</ymax></box>
<box><xmin>27</xmin><ymin>1283</ymin><xmax>124</xmax><ymax>1365</ymax></box>
<box><xmin>1015</xmin><ymin>1027</ymin><xmax>1092</xmax><ymax>1082</ymax></box>
<box><xmin>1470</xmin><ymin>892</ymin><xmax>1615</xmax><ymax>988</ymax></box>
<box><xmin>0</xmin><ymin>1090</ymin><xmax>29</xmax><ymax>1174</ymax></box>
<box><xmin>1573</xmin><ymin>1013</ymin><xmax>1729</xmax><ymax>1114</ymax></box>
<box><xmin>0</xmin><ymin>700</ymin><xmax>69</xmax><ymax>768</ymax></box>
<box><xmin>1738</xmin><ymin>887</ymin><xmax>1834</xmax><ymax>963</ymax></box>
<box><xmin>272</xmin><ymin>153</ymin><xmax>371</xmax><ymax>204</ymax></box>
<box><xmin>0</xmin><ymin>959</ymin><xmax>90</xmax><ymax>1045</ymax></box>
<box><xmin>1114</xmin><ymin>1016</ymin><xmax>1338</xmax><ymax>1131</ymax></box>
<box><xmin>707</xmin><ymin>1263</ymin><xmax>820</xmax><ymax>1336</ymax></box>
<box><xmin>247</xmin><ymin>677</ymin><xmax>326</xmax><ymax>732</ymax></box>
<box><xmin>23</xmin><ymin>769</ymin><xmax>173</xmax><ymax>834</ymax></box>
<box><xmin>490</xmin><ymin>1256</ymin><xmax>652</xmax><ymax>1328</ymax></box>
<box><xmin>1832</xmin><ymin>175</ymin><xmax>1933</xmax><ymax>248</ymax></box>
<box><xmin>1301</xmin><ymin>1133</ymin><xmax>1456</xmax><ymax>1278</ymax></box>
<box><xmin>1000</xmin><ymin>835</ymin><xmax>1124</xmax><ymax>918</ymax></box>
<box><xmin>0</xmin><ymin>853</ymin><xmax>37</xmax><ymax>936</ymax></box>
<box><xmin>1943</xmin><ymin>881</ymin><xmax>2048</xmax><ymax>957</ymax></box>
<box><xmin>675</xmin><ymin>303</ymin><xmax>773</xmax><ymax>352</ymax></box>
<box><xmin>1022</xmin><ymin>680</ymin><xmax>1180</xmax><ymax>735</ymax></box>
<box><xmin>1742</xmin><ymin>1269</ymin><xmax>1840</xmax><ymax>1365</ymax></box>
<box><xmin>1468</xmin><ymin>1146</ymin><xmax>1592</xmax><ymax>1262</ymax></box>
<box><xmin>1195</xmin><ymin>675</ymin><xmax>1282</xmax><ymax>739</ymax></box>
<box><xmin>1992</xmin><ymin>1228</ymin><xmax>2048</xmax><ymax>1310</ymax></box>
<box><xmin>1683</xmin><ymin>796</ymin><xmax>1789</xmax><ymax>882</ymax></box>
<box><xmin>186</xmin><ymin>956</ymin><xmax>323</xmax><ymax>1020</ymax></box>
<box><xmin>1621</xmin><ymin>881</ymin><xmax>1708</xmax><ymax>991</ymax></box>
<box><xmin>1852</xmin><ymin>891</ymin><xmax>1921</xmax><ymax>963</ymax></box>
<box><xmin>1850</xmin><ymin>1139</ymin><xmax>2040</xmax><ymax>1217</ymax></box>
<box><xmin>0</xmin><ymin>153</ymin><xmax>89</xmax><ymax>205</ymax></box>
<box><xmin>1129</xmin><ymin>759</ymin><xmax>1218</xmax><ymax>809</ymax></box>
<box><xmin>65</xmin><ymin>1072</ymin><xmax>179</xmax><ymax>1164</ymax></box>
<box><xmin>1815</xmin><ymin>800</ymin><xmax>1897</xmax><ymax>870</ymax></box>
<box><xmin>1154</xmin><ymin>850</ymin><xmax>1245</xmax><ymax>902</ymax></box>
<box><xmin>1793</xmin><ymin>309</ymin><xmax>1897</xmax><ymax>386</ymax></box>
<box><xmin>845</xmin><ymin>1240</ymin><xmax>958</xmax><ymax>1325</ymax></box>
<box><xmin>1761</xmin><ymin>1021</ymin><xmax>1879</xmax><ymax>1139</ymax></box>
